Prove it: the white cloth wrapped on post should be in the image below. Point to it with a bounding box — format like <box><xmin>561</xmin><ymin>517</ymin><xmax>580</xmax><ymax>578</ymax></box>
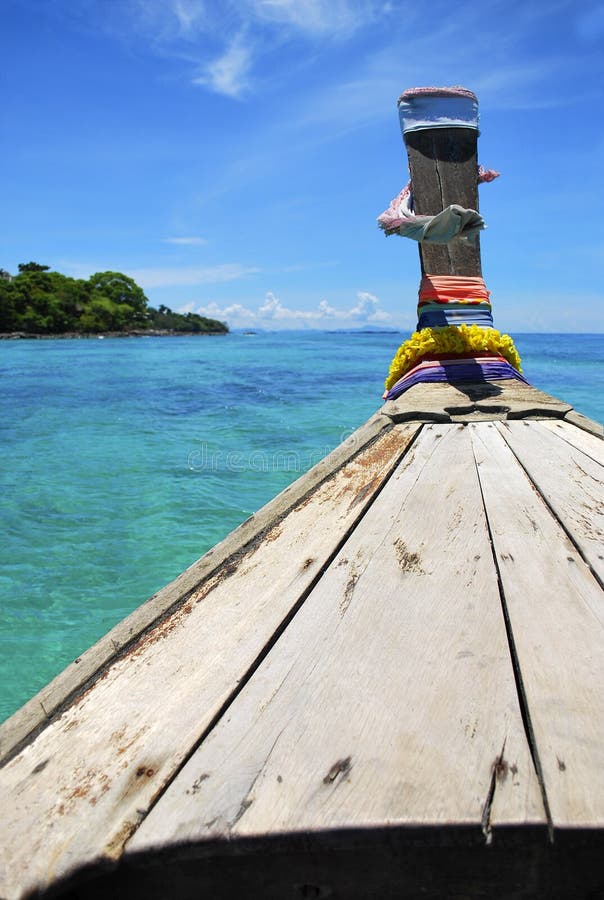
<box><xmin>377</xmin><ymin>182</ymin><xmax>486</xmax><ymax>243</ymax></box>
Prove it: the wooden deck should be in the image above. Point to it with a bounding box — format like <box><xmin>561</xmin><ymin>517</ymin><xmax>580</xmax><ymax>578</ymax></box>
<box><xmin>1</xmin><ymin>384</ymin><xmax>603</xmax><ymax>899</ymax></box>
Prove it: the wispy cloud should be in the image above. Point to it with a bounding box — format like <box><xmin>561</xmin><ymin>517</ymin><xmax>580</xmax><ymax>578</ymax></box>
<box><xmin>119</xmin><ymin>0</ymin><xmax>391</xmax><ymax>98</ymax></box>
<box><xmin>59</xmin><ymin>260</ymin><xmax>257</xmax><ymax>288</ymax></box>
<box><xmin>162</xmin><ymin>236</ymin><xmax>208</xmax><ymax>246</ymax></box>
<box><xmin>126</xmin><ymin>0</ymin><xmax>208</xmax><ymax>42</ymax></box>
<box><xmin>53</xmin><ymin>0</ymin><xmax>594</xmax><ymax>112</ymax></box>
<box><xmin>246</xmin><ymin>0</ymin><xmax>382</xmax><ymax>38</ymax></box>
<box><xmin>470</xmin><ymin>61</ymin><xmax>572</xmax><ymax>110</ymax></box>
<box><xmin>130</xmin><ymin>0</ymin><xmax>381</xmax><ymax>44</ymax></box>
<box><xmin>130</xmin><ymin>262</ymin><xmax>258</xmax><ymax>288</ymax></box>
<box><xmin>192</xmin><ymin>289</ymin><xmax>391</xmax><ymax>327</ymax></box>
<box><xmin>192</xmin><ymin>34</ymin><xmax>253</xmax><ymax>98</ymax></box>
<box><xmin>171</xmin><ymin>0</ymin><xmax>206</xmax><ymax>35</ymax></box>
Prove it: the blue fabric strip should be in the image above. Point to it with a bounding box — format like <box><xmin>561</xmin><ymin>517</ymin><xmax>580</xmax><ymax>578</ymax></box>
<box><xmin>418</xmin><ymin>302</ymin><xmax>492</xmax><ymax>312</ymax></box>
<box><xmin>417</xmin><ymin>310</ymin><xmax>494</xmax><ymax>329</ymax></box>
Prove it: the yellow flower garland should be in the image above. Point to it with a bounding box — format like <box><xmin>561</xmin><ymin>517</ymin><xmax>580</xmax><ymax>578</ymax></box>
<box><xmin>385</xmin><ymin>325</ymin><xmax>522</xmax><ymax>391</ymax></box>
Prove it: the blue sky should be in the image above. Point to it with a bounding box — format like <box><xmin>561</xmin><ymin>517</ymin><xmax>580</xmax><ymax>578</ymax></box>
<box><xmin>2</xmin><ymin>0</ymin><xmax>604</xmax><ymax>332</ymax></box>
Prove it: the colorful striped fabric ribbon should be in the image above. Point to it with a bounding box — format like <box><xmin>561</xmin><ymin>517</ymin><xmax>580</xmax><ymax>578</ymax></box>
<box><xmin>383</xmin><ymin>354</ymin><xmax>528</xmax><ymax>401</ymax></box>
<box><xmin>416</xmin><ymin>275</ymin><xmax>493</xmax><ymax>330</ymax></box>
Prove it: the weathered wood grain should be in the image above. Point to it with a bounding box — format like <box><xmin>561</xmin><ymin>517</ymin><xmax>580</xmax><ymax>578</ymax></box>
<box><xmin>382</xmin><ymin>380</ymin><xmax>572</xmax><ymax>424</ymax></box>
<box><xmin>496</xmin><ymin>420</ymin><xmax>604</xmax><ymax>585</ymax></box>
<box><xmin>564</xmin><ymin>408</ymin><xmax>604</xmax><ymax>438</ymax></box>
<box><xmin>405</xmin><ymin>127</ymin><xmax>481</xmax><ymax>276</ymax></box>
<box><xmin>472</xmin><ymin>423</ymin><xmax>604</xmax><ymax>828</ymax></box>
<box><xmin>540</xmin><ymin>419</ymin><xmax>604</xmax><ymax>465</ymax></box>
<box><xmin>0</xmin><ymin>412</ymin><xmax>391</xmax><ymax>766</ymax></box>
<box><xmin>128</xmin><ymin>424</ymin><xmax>543</xmax><ymax>863</ymax></box>
<box><xmin>0</xmin><ymin>423</ymin><xmax>418</xmax><ymax>900</ymax></box>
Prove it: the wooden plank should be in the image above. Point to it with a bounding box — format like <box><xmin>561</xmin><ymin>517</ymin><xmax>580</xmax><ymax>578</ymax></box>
<box><xmin>0</xmin><ymin>411</ymin><xmax>392</xmax><ymax>765</ymax></box>
<box><xmin>382</xmin><ymin>380</ymin><xmax>572</xmax><ymax>424</ymax></box>
<box><xmin>496</xmin><ymin>421</ymin><xmax>604</xmax><ymax>585</ymax></box>
<box><xmin>540</xmin><ymin>419</ymin><xmax>604</xmax><ymax>466</ymax></box>
<box><xmin>0</xmin><ymin>423</ymin><xmax>419</xmax><ymax>900</ymax></box>
<box><xmin>564</xmin><ymin>408</ymin><xmax>603</xmax><ymax>438</ymax></box>
<box><xmin>405</xmin><ymin>128</ymin><xmax>481</xmax><ymax>276</ymax></box>
<box><xmin>471</xmin><ymin>423</ymin><xmax>604</xmax><ymax>828</ymax></box>
<box><xmin>128</xmin><ymin>424</ymin><xmax>544</xmax><ymax>864</ymax></box>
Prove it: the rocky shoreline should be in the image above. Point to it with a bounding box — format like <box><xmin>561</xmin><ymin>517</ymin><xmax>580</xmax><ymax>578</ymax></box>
<box><xmin>0</xmin><ymin>329</ymin><xmax>228</xmax><ymax>340</ymax></box>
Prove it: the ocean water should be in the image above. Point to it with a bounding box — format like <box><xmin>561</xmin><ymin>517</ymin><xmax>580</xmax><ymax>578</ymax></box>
<box><xmin>1</xmin><ymin>331</ymin><xmax>602</xmax><ymax>722</ymax></box>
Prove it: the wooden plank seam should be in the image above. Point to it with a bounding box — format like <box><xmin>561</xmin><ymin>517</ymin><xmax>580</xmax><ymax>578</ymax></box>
<box><xmin>540</xmin><ymin>421</ymin><xmax>604</xmax><ymax>467</ymax></box>
<box><xmin>108</xmin><ymin>423</ymin><xmax>427</xmax><ymax>853</ymax></box>
<box><xmin>472</xmin><ymin>421</ymin><xmax>604</xmax><ymax>834</ymax></box>
<box><xmin>497</xmin><ymin>422</ymin><xmax>604</xmax><ymax>592</ymax></box>
<box><xmin>470</xmin><ymin>431</ymin><xmax>555</xmax><ymax>843</ymax></box>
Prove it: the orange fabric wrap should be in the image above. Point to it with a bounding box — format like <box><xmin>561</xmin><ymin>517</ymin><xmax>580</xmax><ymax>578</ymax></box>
<box><xmin>419</xmin><ymin>274</ymin><xmax>491</xmax><ymax>303</ymax></box>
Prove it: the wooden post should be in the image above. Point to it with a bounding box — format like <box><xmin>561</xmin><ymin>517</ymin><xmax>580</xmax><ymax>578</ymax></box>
<box><xmin>399</xmin><ymin>87</ymin><xmax>482</xmax><ymax>277</ymax></box>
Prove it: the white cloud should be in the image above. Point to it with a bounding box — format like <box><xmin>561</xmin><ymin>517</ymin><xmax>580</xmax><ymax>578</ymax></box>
<box><xmin>193</xmin><ymin>34</ymin><xmax>252</xmax><ymax>98</ymax></box>
<box><xmin>162</xmin><ymin>236</ymin><xmax>208</xmax><ymax>246</ymax></box>
<box><xmin>349</xmin><ymin>290</ymin><xmax>391</xmax><ymax>322</ymax></box>
<box><xmin>184</xmin><ymin>300</ymin><xmax>257</xmax><ymax>319</ymax></box>
<box><xmin>194</xmin><ymin>289</ymin><xmax>392</xmax><ymax>327</ymax></box>
<box><xmin>317</xmin><ymin>298</ymin><xmax>338</xmax><ymax>318</ymax></box>
<box><xmin>258</xmin><ymin>291</ymin><xmax>321</xmax><ymax>320</ymax></box>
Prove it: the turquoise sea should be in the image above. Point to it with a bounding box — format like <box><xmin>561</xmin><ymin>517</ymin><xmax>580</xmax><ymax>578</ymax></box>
<box><xmin>1</xmin><ymin>331</ymin><xmax>602</xmax><ymax>723</ymax></box>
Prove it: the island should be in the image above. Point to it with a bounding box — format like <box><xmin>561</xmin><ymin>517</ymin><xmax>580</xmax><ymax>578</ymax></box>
<box><xmin>0</xmin><ymin>263</ymin><xmax>228</xmax><ymax>337</ymax></box>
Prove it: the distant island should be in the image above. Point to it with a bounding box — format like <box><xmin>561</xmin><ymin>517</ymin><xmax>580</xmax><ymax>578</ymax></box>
<box><xmin>0</xmin><ymin>263</ymin><xmax>228</xmax><ymax>337</ymax></box>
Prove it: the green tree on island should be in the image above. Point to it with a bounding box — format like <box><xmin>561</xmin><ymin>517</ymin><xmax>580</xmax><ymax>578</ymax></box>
<box><xmin>80</xmin><ymin>271</ymin><xmax>149</xmax><ymax>332</ymax></box>
<box><xmin>0</xmin><ymin>264</ymin><xmax>228</xmax><ymax>335</ymax></box>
